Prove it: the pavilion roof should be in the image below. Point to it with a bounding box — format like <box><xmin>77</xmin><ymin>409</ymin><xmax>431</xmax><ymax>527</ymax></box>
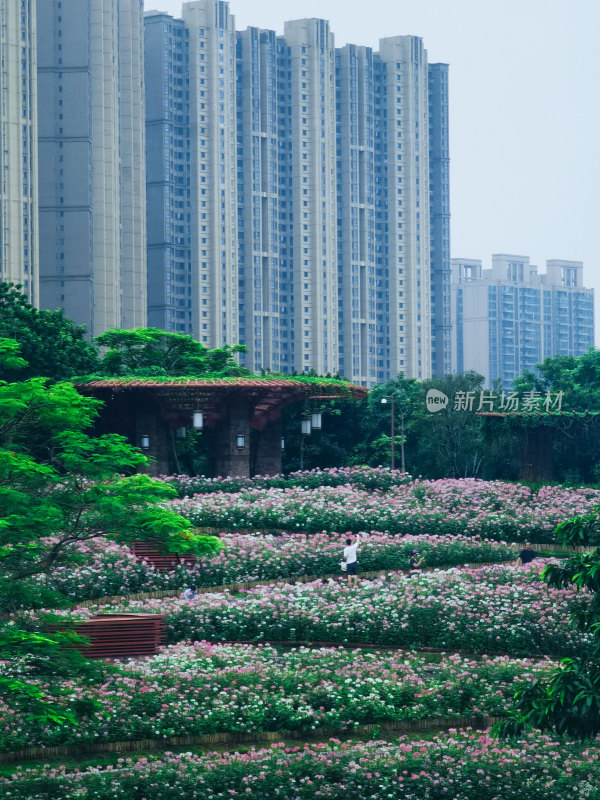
<box><xmin>74</xmin><ymin>377</ymin><xmax>367</xmax><ymax>430</ymax></box>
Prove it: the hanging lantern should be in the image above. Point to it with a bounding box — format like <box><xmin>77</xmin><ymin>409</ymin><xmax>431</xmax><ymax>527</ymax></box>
<box><xmin>310</xmin><ymin>412</ymin><xmax>322</xmax><ymax>430</ymax></box>
<box><xmin>192</xmin><ymin>411</ymin><xmax>204</xmax><ymax>429</ymax></box>
<box><xmin>301</xmin><ymin>418</ymin><xmax>312</xmax><ymax>435</ymax></box>
<box><xmin>140</xmin><ymin>434</ymin><xmax>150</xmax><ymax>450</ymax></box>
<box><xmin>236</xmin><ymin>434</ymin><xmax>246</xmax><ymax>449</ymax></box>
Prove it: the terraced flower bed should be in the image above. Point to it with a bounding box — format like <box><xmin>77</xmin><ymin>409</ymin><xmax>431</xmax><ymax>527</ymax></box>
<box><xmin>163</xmin><ymin>465</ymin><xmax>412</xmax><ymax>495</ymax></box>
<box><xmin>43</xmin><ymin>533</ymin><xmax>515</xmax><ymax>604</ymax></box>
<box><xmin>0</xmin><ymin>643</ymin><xmax>554</xmax><ymax>753</ymax></box>
<box><xmin>66</xmin><ymin>564</ymin><xmax>589</xmax><ymax>658</ymax></box>
<box><xmin>173</xmin><ymin>478</ymin><xmax>600</xmax><ymax>543</ymax></box>
<box><xmin>4</xmin><ymin>731</ymin><xmax>600</xmax><ymax>799</ymax></box>
<box><xmin>12</xmin><ymin>471</ymin><xmax>598</xmax><ymax>794</ymax></box>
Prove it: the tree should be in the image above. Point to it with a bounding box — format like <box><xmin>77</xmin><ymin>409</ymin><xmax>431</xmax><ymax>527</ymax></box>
<box><xmin>357</xmin><ymin>376</ymin><xmax>422</xmax><ymax>471</ymax></box>
<box><xmin>0</xmin><ymin>374</ymin><xmax>219</xmax><ymax>601</ymax></box>
<box><xmin>281</xmin><ymin>396</ymin><xmax>366</xmax><ymax>472</ymax></box>
<box><xmin>411</xmin><ymin>372</ymin><xmax>488</xmax><ymax>478</ymax></box>
<box><xmin>512</xmin><ymin>349</ymin><xmax>600</xmax><ymax>483</ymax></box>
<box><xmin>0</xmin><ymin>282</ymin><xmax>98</xmax><ymax>381</ymax></box>
<box><xmin>0</xmin><ymin>339</ymin><xmax>222</xmax><ymax>723</ymax></box>
<box><xmin>497</xmin><ymin>511</ymin><xmax>600</xmax><ymax>739</ymax></box>
<box><xmin>94</xmin><ymin>327</ymin><xmax>249</xmax><ymax>378</ymax></box>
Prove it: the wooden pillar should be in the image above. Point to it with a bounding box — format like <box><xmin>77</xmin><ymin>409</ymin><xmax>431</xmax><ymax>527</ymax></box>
<box><xmin>253</xmin><ymin>418</ymin><xmax>283</xmax><ymax>476</ymax></box>
<box><xmin>134</xmin><ymin>394</ymin><xmax>171</xmax><ymax>477</ymax></box>
<box><xmin>520</xmin><ymin>424</ymin><xmax>553</xmax><ymax>482</ymax></box>
<box><xmin>212</xmin><ymin>396</ymin><xmax>251</xmax><ymax>478</ymax></box>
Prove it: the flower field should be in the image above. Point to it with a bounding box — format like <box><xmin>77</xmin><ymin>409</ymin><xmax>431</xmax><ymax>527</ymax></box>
<box><xmin>5</xmin><ymin>731</ymin><xmax>600</xmax><ymax>799</ymax></box>
<box><xmin>79</xmin><ymin>563</ymin><xmax>589</xmax><ymax>658</ymax></box>
<box><xmin>163</xmin><ymin>465</ymin><xmax>412</xmax><ymax>496</ymax></box>
<box><xmin>45</xmin><ymin>532</ymin><xmax>515</xmax><ymax>603</ymax></box>
<box><xmin>0</xmin><ymin>643</ymin><xmax>554</xmax><ymax>752</ymax></box>
<box><xmin>172</xmin><ymin>476</ymin><xmax>600</xmax><ymax>543</ymax></box>
<box><xmin>6</xmin><ymin>470</ymin><xmax>598</xmax><ymax>797</ymax></box>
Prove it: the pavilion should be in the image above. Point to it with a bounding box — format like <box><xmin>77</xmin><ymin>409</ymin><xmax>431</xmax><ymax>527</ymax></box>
<box><xmin>476</xmin><ymin>410</ymin><xmax>600</xmax><ymax>481</ymax></box>
<box><xmin>75</xmin><ymin>377</ymin><xmax>367</xmax><ymax>477</ymax></box>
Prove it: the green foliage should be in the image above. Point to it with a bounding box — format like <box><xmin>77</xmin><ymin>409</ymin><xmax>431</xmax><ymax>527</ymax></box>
<box><xmin>0</xmin><ymin>283</ymin><xmax>98</xmax><ymax>381</ymax></box>
<box><xmin>0</xmin><ymin>338</ymin><xmax>222</xmax><ymax>728</ymax></box>
<box><xmin>0</xmin><ymin>621</ymin><xmax>105</xmax><ymax>726</ymax></box>
<box><xmin>498</xmin><ymin>505</ymin><xmax>600</xmax><ymax>739</ymax></box>
<box><xmin>409</xmin><ymin>372</ymin><xmax>488</xmax><ymax>478</ymax></box>
<box><xmin>513</xmin><ymin>348</ymin><xmax>600</xmax><ymax>483</ymax></box>
<box><xmin>0</xmin><ymin>382</ymin><xmax>220</xmax><ymax>598</ymax></box>
<box><xmin>498</xmin><ymin>652</ymin><xmax>600</xmax><ymax>740</ymax></box>
<box><xmin>93</xmin><ymin>327</ymin><xmax>249</xmax><ymax>378</ymax></box>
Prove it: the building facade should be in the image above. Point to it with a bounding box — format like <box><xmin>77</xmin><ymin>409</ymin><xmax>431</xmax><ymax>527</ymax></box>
<box><xmin>236</xmin><ymin>26</ymin><xmax>282</xmax><ymax>371</ymax></box>
<box><xmin>336</xmin><ymin>43</ymin><xmax>377</xmax><ymax>384</ymax></box>
<box><xmin>36</xmin><ymin>0</ymin><xmax>146</xmax><ymax>337</ymax></box>
<box><xmin>451</xmin><ymin>254</ymin><xmax>595</xmax><ymax>388</ymax></box>
<box><xmin>428</xmin><ymin>62</ymin><xmax>451</xmax><ymax>378</ymax></box>
<box><xmin>0</xmin><ymin>0</ymin><xmax>38</xmax><ymax>303</ymax></box>
<box><xmin>373</xmin><ymin>36</ymin><xmax>432</xmax><ymax>382</ymax></box>
<box><xmin>144</xmin><ymin>1</ymin><xmax>448</xmax><ymax>383</ymax></box>
<box><xmin>144</xmin><ymin>11</ymin><xmax>192</xmax><ymax>334</ymax></box>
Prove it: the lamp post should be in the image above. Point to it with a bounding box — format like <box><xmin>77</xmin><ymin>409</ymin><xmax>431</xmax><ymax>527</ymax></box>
<box><xmin>399</xmin><ymin>414</ymin><xmax>406</xmax><ymax>474</ymax></box>
<box><xmin>380</xmin><ymin>396</ymin><xmax>395</xmax><ymax>471</ymax></box>
<box><xmin>300</xmin><ymin>417</ymin><xmax>312</xmax><ymax>470</ymax></box>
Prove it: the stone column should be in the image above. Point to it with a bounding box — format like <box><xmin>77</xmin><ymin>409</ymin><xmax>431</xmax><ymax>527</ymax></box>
<box><xmin>212</xmin><ymin>396</ymin><xmax>251</xmax><ymax>478</ymax></box>
<box><xmin>253</xmin><ymin>418</ymin><xmax>283</xmax><ymax>476</ymax></box>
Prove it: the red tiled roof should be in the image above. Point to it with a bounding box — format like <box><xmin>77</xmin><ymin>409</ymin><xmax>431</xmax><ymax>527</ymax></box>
<box><xmin>75</xmin><ymin>377</ymin><xmax>367</xmax><ymax>430</ymax></box>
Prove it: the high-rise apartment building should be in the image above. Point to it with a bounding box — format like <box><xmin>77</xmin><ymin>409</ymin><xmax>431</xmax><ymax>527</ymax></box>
<box><xmin>144</xmin><ymin>1</ymin><xmax>448</xmax><ymax>383</ymax></box>
<box><xmin>451</xmin><ymin>254</ymin><xmax>595</xmax><ymax>388</ymax></box>
<box><xmin>183</xmin><ymin>0</ymin><xmax>238</xmax><ymax>348</ymax></box>
<box><xmin>284</xmin><ymin>18</ymin><xmax>339</xmax><ymax>376</ymax></box>
<box><xmin>373</xmin><ymin>36</ymin><xmax>432</xmax><ymax>382</ymax></box>
<box><xmin>236</xmin><ymin>26</ymin><xmax>282</xmax><ymax>371</ymax></box>
<box><xmin>336</xmin><ymin>44</ymin><xmax>377</xmax><ymax>384</ymax></box>
<box><xmin>36</xmin><ymin>0</ymin><xmax>146</xmax><ymax>337</ymax></box>
<box><xmin>428</xmin><ymin>62</ymin><xmax>451</xmax><ymax>378</ymax></box>
<box><xmin>0</xmin><ymin>0</ymin><xmax>38</xmax><ymax>303</ymax></box>
<box><xmin>144</xmin><ymin>11</ymin><xmax>191</xmax><ymax>334</ymax></box>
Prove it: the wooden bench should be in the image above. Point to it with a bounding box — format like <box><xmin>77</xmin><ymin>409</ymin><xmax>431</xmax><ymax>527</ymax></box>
<box><xmin>50</xmin><ymin>613</ymin><xmax>166</xmax><ymax>659</ymax></box>
<box><xmin>130</xmin><ymin>541</ymin><xmax>197</xmax><ymax>572</ymax></box>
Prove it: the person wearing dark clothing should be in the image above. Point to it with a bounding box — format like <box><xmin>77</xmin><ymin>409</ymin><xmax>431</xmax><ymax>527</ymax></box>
<box><xmin>516</xmin><ymin>542</ymin><xmax>536</xmax><ymax>566</ymax></box>
<box><xmin>409</xmin><ymin>548</ymin><xmax>424</xmax><ymax>572</ymax></box>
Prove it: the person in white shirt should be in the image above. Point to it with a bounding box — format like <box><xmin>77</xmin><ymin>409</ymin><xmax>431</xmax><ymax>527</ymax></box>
<box><xmin>342</xmin><ymin>535</ymin><xmax>361</xmax><ymax>584</ymax></box>
<box><xmin>182</xmin><ymin>585</ymin><xmax>197</xmax><ymax>599</ymax></box>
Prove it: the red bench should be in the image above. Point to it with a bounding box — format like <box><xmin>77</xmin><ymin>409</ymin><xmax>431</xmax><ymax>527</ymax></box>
<box><xmin>50</xmin><ymin>613</ymin><xmax>166</xmax><ymax>659</ymax></box>
<box><xmin>130</xmin><ymin>541</ymin><xmax>197</xmax><ymax>572</ymax></box>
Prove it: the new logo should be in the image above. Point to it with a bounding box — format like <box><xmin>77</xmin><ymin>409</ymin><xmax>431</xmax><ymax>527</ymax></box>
<box><xmin>426</xmin><ymin>389</ymin><xmax>449</xmax><ymax>413</ymax></box>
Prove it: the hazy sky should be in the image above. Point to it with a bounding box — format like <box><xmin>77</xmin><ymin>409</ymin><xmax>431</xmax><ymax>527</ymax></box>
<box><xmin>146</xmin><ymin>0</ymin><xmax>600</xmax><ymax>333</ymax></box>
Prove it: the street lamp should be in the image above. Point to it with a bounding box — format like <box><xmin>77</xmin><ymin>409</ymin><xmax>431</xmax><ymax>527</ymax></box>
<box><xmin>380</xmin><ymin>396</ymin><xmax>395</xmax><ymax>471</ymax></box>
<box><xmin>380</xmin><ymin>395</ymin><xmax>406</xmax><ymax>473</ymax></box>
<box><xmin>300</xmin><ymin>418</ymin><xmax>312</xmax><ymax>470</ymax></box>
